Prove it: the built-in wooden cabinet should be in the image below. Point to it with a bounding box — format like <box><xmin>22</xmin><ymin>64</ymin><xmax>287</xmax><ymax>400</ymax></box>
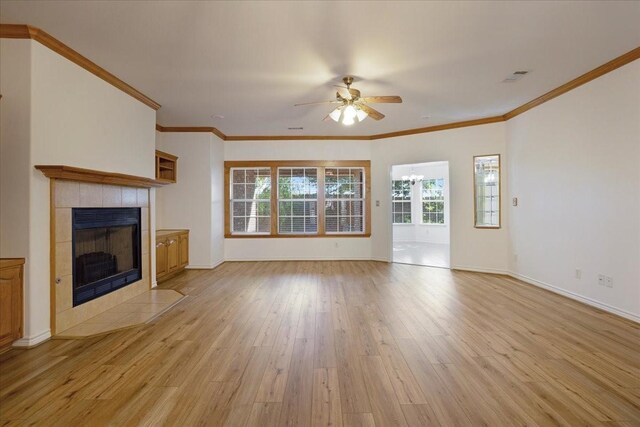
<box><xmin>0</xmin><ymin>258</ymin><xmax>24</xmax><ymax>352</ymax></box>
<box><xmin>155</xmin><ymin>150</ymin><xmax>178</xmax><ymax>183</ymax></box>
<box><xmin>156</xmin><ymin>230</ymin><xmax>189</xmax><ymax>283</ymax></box>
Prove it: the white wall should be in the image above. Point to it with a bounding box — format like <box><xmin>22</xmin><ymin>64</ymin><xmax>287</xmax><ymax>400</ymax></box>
<box><xmin>391</xmin><ymin>162</ymin><xmax>450</xmax><ymax>245</ymax></box>
<box><xmin>0</xmin><ymin>39</ymin><xmax>157</xmax><ymax>344</ymax></box>
<box><xmin>507</xmin><ymin>60</ymin><xmax>640</xmax><ymax>321</ymax></box>
<box><xmin>156</xmin><ymin>131</ymin><xmax>224</xmax><ymax>268</ymax></box>
<box><xmin>371</xmin><ymin>123</ymin><xmax>509</xmax><ymax>273</ymax></box>
<box><xmin>224</xmin><ymin>140</ymin><xmax>373</xmax><ymax>260</ymax></box>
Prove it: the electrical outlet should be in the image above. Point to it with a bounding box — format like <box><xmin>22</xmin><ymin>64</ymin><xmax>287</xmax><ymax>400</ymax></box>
<box><xmin>598</xmin><ymin>274</ymin><xmax>605</xmax><ymax>286</ymax></box>
<box><xmin>512</xmin><ymin>197</ymin><xmax>518</xmax><ymax>207</ymax></box>
<box><xmin>605</xmin><ymin>276</ymin><xmax>613</xmax><ymax>288</ymax></box>
<box><xmin>375</xmin><ymin>200</ymin><xmax>380</xmax><ymax>207</ymax></box>
<box><xmin>575</xmin><ymin>269</ymin><xmax>581</xmax><ymax>279</ymax></box>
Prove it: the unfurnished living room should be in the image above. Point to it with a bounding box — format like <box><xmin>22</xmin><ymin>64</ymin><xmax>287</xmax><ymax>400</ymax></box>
<box><xmin>0</xmin><ymin>1</ymin><xmax>639</xmax><ymax>425</ymax></box>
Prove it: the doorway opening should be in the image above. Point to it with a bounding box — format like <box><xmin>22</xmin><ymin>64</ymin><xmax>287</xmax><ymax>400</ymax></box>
<box><xmin>391</xmin><ymin>161</ymin><xmax>450</xmax><ymax>268</ymax></box>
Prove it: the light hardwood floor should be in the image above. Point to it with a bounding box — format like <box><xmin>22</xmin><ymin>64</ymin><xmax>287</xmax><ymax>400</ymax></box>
<box><xmin>1</xmin><ymin>261</ymin><xmax>638</xmax><ymax>426</ymax></box>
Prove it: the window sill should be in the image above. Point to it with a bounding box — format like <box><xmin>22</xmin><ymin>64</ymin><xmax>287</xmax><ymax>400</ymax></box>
<box><xmin>225</xmin><ymin>233</ymin><xmax>371</xmax><ymax>239</ymax></box>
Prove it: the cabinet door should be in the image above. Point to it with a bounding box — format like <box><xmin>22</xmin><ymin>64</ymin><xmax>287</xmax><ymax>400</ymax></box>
<box><xmin>167</xmin><ymin>237</ymin><xmax>179</xmax><ymax>272</ymax></box>
<box><xmin>179</xmin><ymin>233</ymin><xmax>189</xmax><ymax>268</ymax></box>
<box><xmin>0</xmin><ymin>266</ymin><xmax>22</xmax><ymax>349</ymax></box>
<box><xmin>156</xmin><ymin>240</ymin><xmax>168</xmax><ymax>278</ymax></box>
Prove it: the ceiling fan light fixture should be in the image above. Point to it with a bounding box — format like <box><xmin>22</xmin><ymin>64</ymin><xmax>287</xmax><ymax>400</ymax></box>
<box><xmin>342</xmin><ymin>115</ymin><xmax>355</xmax><ymax>126</ymax></box>
<box><xmin>329</xmin><ymin>107</ymin><xmax>342</xmax><ymax>122</ymax></box>
<box><xmin>356</xmin><ymin>108</ymin><xmax>368</xmax><ymax>122</ymax></box>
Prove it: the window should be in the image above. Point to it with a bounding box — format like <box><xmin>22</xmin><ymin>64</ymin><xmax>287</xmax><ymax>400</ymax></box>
<box><xmin>422</xmin><ymin>179</ymin><xmax>445</xmax><ymax>224</ymax></box>
<box><xmin>474</xmin><ymin>154</ymin><xmax>500</xmax><ymax>228</ymax></box>
<box><xmin>230</xmin><ymin>168</ymin><xmax>271</xmax><ymax>233</ymax></box>
<box><xmin>391</xmin><ymin>180</ymin><xmax>412</xmax><ymax>224</ymax></box>
<box><xmin>325</xmin><ymin>167</ymin><xmax>365</xmax><ymax>233</ymax></box>
<box><xmin>278</xmin><ymin>168</ymin><xmax>318</xmax><ymax>234</ymax></box>
<box><xmin>225</xmin><ymin>161</ymin><xmax>370</xmax><ymax>237</ymax></box>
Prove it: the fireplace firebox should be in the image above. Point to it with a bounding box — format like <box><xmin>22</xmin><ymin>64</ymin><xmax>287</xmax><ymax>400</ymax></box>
<box><xmin>72</xmin><ymin>207</ymin><xmax>142</xmax><ymax>306</ymax></box>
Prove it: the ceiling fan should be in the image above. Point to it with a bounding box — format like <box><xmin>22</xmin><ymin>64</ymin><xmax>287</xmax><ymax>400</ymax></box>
<box><xmin>294</xmin><ymin>76</ymin><xmax>402</xmax><ymax>125</ymax></box>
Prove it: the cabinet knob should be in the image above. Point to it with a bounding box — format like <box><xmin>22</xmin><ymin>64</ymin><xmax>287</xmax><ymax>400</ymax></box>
<box><xmin>156</xmin><ymin>242</ymin><xmax>164</xmax><ymax>248</ymax></box>
<box><xmin>169</xmin><ymin>239</ymin><xmax>176</xmax><ymax>245</ymax></box>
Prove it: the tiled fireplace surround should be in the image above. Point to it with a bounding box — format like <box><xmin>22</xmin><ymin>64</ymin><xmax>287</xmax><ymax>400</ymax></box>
<box><xmin>52</xmin><ymin>180</ymin><xmax>151</xmax><ymax>334</ymax></box>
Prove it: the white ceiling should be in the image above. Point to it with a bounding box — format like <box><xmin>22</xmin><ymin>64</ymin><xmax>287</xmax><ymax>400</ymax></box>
<box><xmin>1</xmin><ymin>1</ymin><xmax>639</xmax><ymax>136</ymax></box>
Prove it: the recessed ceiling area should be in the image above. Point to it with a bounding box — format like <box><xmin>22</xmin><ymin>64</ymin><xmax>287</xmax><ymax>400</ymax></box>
<box><xmin>1</xmin><ymin>0</ymin><xmax>639</xmax><ymax>136</ymax></box>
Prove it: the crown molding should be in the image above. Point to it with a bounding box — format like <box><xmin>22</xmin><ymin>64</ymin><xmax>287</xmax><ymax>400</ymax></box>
<box><xmin>155</xmin><ymin>124</ymin><xmax>226</xmax><ymax>140</ymax></box>
<box><xmin>369</xmin><ymin>116</ymin><xmax>506</xmax><ymax>140</ymax></box>
<box><xmin>503</xmin><ymin>46</ymin><xmax>640</xmax><ymax>120</ymax></box>
<box><xmin>2</xmin><ymin>23</ymin><xmax>637</xmax><ymax>139</ymax></box>
<box><xmin>0</xmin><ymin>24</ymin><xmax>161</xmax><ymax>110</ymax></box>
<box><xmin>158</xmin><ymin>46</ymin><xmax>639</xmax><ymax>141</ymax></box>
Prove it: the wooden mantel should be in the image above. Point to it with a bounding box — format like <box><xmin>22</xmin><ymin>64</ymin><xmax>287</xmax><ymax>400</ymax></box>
<box><xmin>35</xmin><ymin>165</ymin><xmax>169</xmax><ymax>188</ymax></box>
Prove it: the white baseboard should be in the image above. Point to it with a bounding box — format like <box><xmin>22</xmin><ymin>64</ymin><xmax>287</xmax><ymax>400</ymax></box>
<box><xmin>450</xmin><ymin>265</ymin><xmax>509</xmax><ymax>275</ymax></box>
<box><xmin>151</xmin><ymin>280</ymin><xmax>158</xmax><ymax>288</ymax></box>
<box><xmin>13</xmin><ymin>329</ymin><xmax>51</xmax><ymax>348</ymax></box>
<box><xmin>509</xmin><ymin>271</ymin><xmax>640</xmax><ymax>324</ymax></box>
<box><xmin>370</xmin><ymin>257</ymin><xmax>391</xmax><ymax>263</ymax></box>
<box><xmin>186</xmin><ymin>258</ymin><xmax>225</xmax><ymax>270</ymax></box>
<box><xmin>224</xmin><ymin>256</ymin><xmax>372</xmax><ymax>262</ymax></box>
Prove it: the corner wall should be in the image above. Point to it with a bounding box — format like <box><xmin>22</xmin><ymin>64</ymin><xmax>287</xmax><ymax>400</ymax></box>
<box><xmin>156</xmin><ymin>131</ymin><xmax>224</xmax><ymax>268</ymax></box>
<box><xmin>0</xmin><ymin>39</ymin><xmax>157</xmax><ymax>344</ymax></box>
<box><xmin>507</xmin><ymin>60</ymin><xmax>640</xmax><ymax>321</ymax></box>
<box><xmin>371</xmin><ymin>123</ymin><xmax>509</xmax><ymax>273</ymax></box>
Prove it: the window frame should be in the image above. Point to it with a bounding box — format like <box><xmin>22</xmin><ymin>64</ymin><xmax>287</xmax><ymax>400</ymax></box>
<box><xmin>277</xmin><ymin>166</ymin><xmax>319</xmax><ymax>235</ymax></box>
<box><xmin>421</xmin><ymin>178</ymin><xmax>446</xmax><ymax>225</ymax></box>
<box><xmin>225</xmin><ymin>160</ymin><xmax>371</xmax><ymax>238</ymax></box>
<box><xmin>473</xmin><ymin>154</ymin><xmax>501</xmax><ymax>229</ymax></box>
<box><xmin>229</xmin><ymin>167</ymin><xmax>272</xmax><ymax>235</ymax></box>
<box><xmin>391</xmin><ymin>179</ymin><xmax>412</xmax><ymax>224</ymax></box>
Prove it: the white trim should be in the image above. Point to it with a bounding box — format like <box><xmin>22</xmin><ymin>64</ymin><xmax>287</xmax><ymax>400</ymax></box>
<box><xmin>151</xmin><ymin>280</ymin><xmax>158</xmax><ymax>288</ymax></box>
<box><xmin>509</xmin><ymin>272</ymin><xmax>640</xmax><ymax>324</ymax></box>
<box><xmin>371</xmin><ymin>257</ymin><xmax>391</xmax><ymax>263</ymax></box>
<box><xmin>225</xmin><ymin>256</ymin><xmax>372</xmax><ymax>262</ymax></box>
<box><xmin>186</xmin><ymin>258</ymin><xmax>225</xmax><ymax>270</ymax></box>
<box><xmin>12</xmin><ymin>329</ymin><xmax>51</xmax><ymax>348</ymax></box>
<box><xmin>450</xmin><ymin>265</ymin><xmax>509</xmax><ymax>275</ymax></box>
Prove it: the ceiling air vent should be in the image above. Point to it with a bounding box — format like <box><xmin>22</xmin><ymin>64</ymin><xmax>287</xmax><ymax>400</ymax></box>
<box><xmin>502</xmin><ymin>70</ymin><xmax>530</xmax><ymax>83</ymax></box>
<box><xmin>288</xmin><ymin>127</ymin><xmax>304</xmax><ymax>130</ymax></box>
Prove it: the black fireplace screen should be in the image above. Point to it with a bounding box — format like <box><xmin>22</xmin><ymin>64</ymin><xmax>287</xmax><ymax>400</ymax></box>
<box><xmin>72</xmin><ymin>208</ymin><xmax>142</xmax><ymax>306</ymax></box>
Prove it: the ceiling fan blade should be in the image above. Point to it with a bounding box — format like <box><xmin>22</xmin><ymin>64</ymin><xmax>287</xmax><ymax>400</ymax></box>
<box><xmin>358</xmin><ymin>104</ymin><xmax>385</xmax><ymax>120</ymax></box>
<box><xmin>333</xmin><ymin>85</ymin><xmax>361</xmax><ymax>100</ymax></box>
<box><xmin>360</xmin><ymin>96</ymin><xmax>403</xmax><ymax>103</ymax></box>
<box><xmin>294</xmin><ymin>100</ymin><xmax>340</xmax><ymax>107</ymax></box>
<box><xmin>335</xmin><ymin>88</ymin><xmax>352</xmax><ymax>100</ymax></box>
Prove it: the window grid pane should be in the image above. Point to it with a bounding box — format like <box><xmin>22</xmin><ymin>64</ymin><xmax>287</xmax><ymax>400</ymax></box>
<box><xmin>421</xmin><ymin>179</ymin><xmax>445</xmax><ymax>224</ymax></box>
<box><xmin>325</xmin><ymin>168</ymin><xmax>365</xmax><ymax>233</ymax></box>
<box><xmin>278</xmin><ymin>167</ymin><xmax>318</xmax><ymax>234</ymax></box>
<box><xmin>474</xmin><ymin>155</ymin><xmax>500</xmax><ymax>227</ymax></box>
<box><xmin>231</xmin><ymin>168</ymin><xmax>271</xmax><ymax>233</ymax></box>
<box><xmin>391</xmin><ymin>180</ymin><xmax>412</xmax><ymax>224</ymax></box>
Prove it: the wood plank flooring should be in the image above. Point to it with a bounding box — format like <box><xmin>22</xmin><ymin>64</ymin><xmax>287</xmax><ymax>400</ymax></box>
<box><xmin>1</xmin><ymin>261</ymin><xmax>638</xmax><ymax>426</ymax></box>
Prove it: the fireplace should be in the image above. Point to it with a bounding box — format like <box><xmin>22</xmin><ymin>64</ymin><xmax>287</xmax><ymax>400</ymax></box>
<box><xmin>72</xmin><ymin>207</ymin><xmax>142</xmax><ymax>306</ymax></box>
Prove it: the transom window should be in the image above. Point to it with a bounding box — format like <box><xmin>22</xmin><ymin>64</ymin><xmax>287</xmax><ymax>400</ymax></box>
<box><xmin>422</xmin><ymin>179</ymin><xmax>445</xmax><ymax>224</ymax></box>
<box><xmin>225</xmin><ymin>161</ymin><xmax>370</xmax><ymax>237</ymax></box>
<box><xmin>391</xmin><ymin>180</ymin><xmax>412</xmax><ymax>224</ymax></box>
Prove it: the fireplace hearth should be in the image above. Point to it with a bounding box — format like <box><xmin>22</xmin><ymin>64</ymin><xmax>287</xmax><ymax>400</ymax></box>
<box><xmin>72</xmin><ymin>207</ymin><xmax>142</xmax><ymax>306</ymax></box>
